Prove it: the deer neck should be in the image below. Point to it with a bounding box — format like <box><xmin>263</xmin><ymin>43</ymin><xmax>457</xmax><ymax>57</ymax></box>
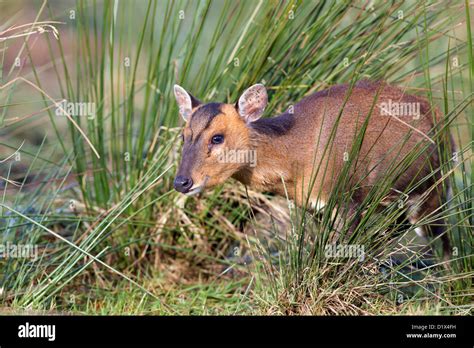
<box><xmin>232</xmin><ymin>130</ymin><xmax>292</xmax><ymax>194</ymax></box>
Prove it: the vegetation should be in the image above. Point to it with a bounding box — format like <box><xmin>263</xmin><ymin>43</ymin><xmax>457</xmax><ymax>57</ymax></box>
<box><xmin>0</xmin><ymin>0</ymin><xmax>472</xmax><ymax>315</ymax></box>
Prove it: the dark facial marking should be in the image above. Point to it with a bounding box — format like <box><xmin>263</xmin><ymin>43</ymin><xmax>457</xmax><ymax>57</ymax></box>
<box><xmin>189</xmin><ymin>103</ymin><xmax>223</xmax><ymax>141</ymax></box>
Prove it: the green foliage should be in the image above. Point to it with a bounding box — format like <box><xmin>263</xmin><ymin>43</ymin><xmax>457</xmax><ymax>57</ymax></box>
<box><xmin>0</xmin><ymin>0</ymin><xmax>472</xmax><ymax>314</ymax></box>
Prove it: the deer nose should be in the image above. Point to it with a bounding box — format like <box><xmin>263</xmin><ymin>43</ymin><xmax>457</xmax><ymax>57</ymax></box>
<box><xmin>174</xmin><ymin>175</ymin><xmax>193</xmax><ymax>193</ymax></box>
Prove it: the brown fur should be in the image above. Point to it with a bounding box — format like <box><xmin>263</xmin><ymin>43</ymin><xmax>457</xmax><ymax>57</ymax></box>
<box><xmin>176</xmin><ymin>81</ymin><xmax>452</xmax><ymax>259</ymax></box>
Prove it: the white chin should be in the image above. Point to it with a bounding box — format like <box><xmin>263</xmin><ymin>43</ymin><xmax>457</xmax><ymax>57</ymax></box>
<box><xmin>185</xmin><ymin>186</ymin><xmax>204</xmax><ymax>196</ymax></box>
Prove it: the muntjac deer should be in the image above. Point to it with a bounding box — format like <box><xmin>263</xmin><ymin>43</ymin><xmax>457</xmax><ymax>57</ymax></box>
<box><xmin>173</xmin><ymin>80</ymin><xmax>452</xmax><ymax>260</ymax></box>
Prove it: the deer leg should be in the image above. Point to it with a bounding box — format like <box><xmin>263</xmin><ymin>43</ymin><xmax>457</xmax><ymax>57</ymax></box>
<box><xmin>407</xmin><ymin>192</ymin><xmax>452</xmax><ymax>266</ymax></box>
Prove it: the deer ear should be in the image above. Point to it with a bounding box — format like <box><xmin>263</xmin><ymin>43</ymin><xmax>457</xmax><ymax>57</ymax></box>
<box><xmin>174</xmin><ymin>84</ymin><xmax>201</xmax><ymax>122</ymax></box>
<box><xmin>236</xmin><ymin>84</ymin><xmax>267</xmax><ymax>123</ymax></box>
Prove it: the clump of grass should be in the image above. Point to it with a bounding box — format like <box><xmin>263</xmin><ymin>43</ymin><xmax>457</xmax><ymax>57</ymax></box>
<box><xmin>0</xmin><ymin>0</ymin><xmax>472</xmax><ymax>315</ymax></box>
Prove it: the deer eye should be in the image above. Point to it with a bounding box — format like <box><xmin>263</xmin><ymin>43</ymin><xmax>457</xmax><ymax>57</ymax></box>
<box><xmin>211</xmin><ymin>134</ymin><xmax>224</xmax><ymax>145</ymax></box>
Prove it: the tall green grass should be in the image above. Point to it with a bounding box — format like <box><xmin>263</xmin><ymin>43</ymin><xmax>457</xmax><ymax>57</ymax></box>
<box><xmin>0</xmin><ymin>0</ymin><xmax>472</xmax><ymax>314</ymax></box>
